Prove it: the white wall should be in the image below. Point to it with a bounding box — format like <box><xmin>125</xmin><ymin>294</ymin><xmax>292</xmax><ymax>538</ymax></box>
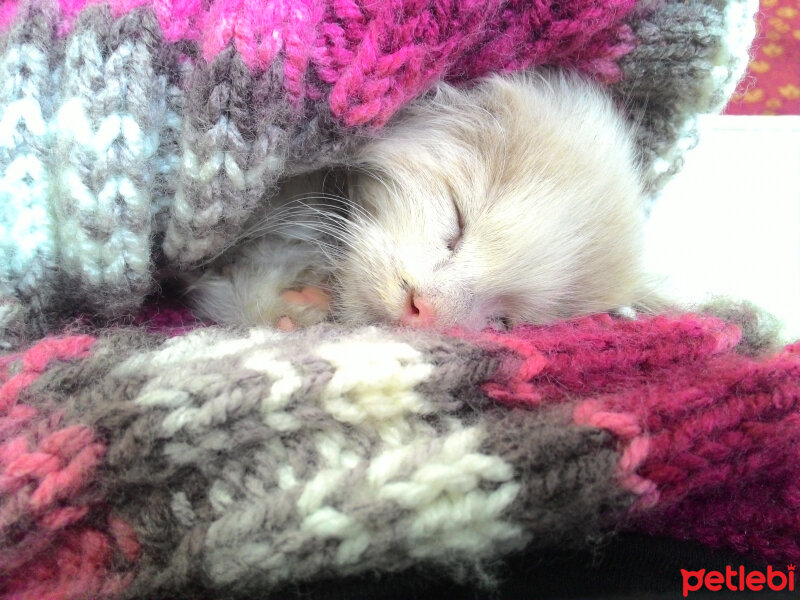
<box><xmin>645</xmin><ymin>115</ymin><xmax>800</xmax><ymax>342</ymax></box>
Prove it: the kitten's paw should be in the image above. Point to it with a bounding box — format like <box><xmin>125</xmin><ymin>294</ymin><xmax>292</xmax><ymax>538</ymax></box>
<box><xmin>281</xmin><ymin>286</ymin><xmax>331</xmax><ymax>312</ymax></box>
<box><xmin>274</xmin><ymin>286</ymin><xmax>331</xmax><ymax>331</ymax></box>
<box><xmin>276</xmin><ymin>316</ymin><xmax>298</xmax><ymax>332</ymax></box>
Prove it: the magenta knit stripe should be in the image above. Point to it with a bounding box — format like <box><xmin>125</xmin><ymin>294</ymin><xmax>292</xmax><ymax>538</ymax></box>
<box><xmin>0</xmin><ymin>0</ymin><xmax>637</xmax><ymax>125</ymax></box>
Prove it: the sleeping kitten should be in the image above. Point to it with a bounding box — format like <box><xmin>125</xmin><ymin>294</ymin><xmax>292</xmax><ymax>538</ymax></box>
<box><xmin>188</xmin><ymin>71</ymin><xmax>650</xmax><ymax>331</ymax></box>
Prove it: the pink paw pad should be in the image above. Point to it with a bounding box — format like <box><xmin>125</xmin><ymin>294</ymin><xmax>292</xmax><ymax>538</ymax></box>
<box><xmin>280</xmin><ymin>286</ymin><xmax>330</xmax><ymax>311</ymax></box>
<box><xmin>276</xmin><ymin>286</ymin><xmax>331</xmax><ymax>331</ymax></box>
<box><xmin>275</xmin><ymin>316</ymin><xmax>296</xmax><ymax>332</ymax></box>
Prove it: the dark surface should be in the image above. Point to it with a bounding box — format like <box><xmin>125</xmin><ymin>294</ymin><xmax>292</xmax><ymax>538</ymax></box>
<box><xmin>147</xmin><ymin>532</ymin><xmax>795</xmax><ymax>599</ymax></box>
<box><xmin>257</xmin><ymin>533</ymin><xmax>787</xmax><ymax>600</ymax></box>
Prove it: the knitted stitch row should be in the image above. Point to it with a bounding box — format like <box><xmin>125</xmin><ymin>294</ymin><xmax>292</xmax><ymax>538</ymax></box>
<box><xmin>0</xmin><ymin>0</ymin><xmax>756</xmax><ymax>345</ymax></box>
<box><xmin>2</xmin><ymin>311</ymin><xmax>798</xmax><ymax>599</ymax></box>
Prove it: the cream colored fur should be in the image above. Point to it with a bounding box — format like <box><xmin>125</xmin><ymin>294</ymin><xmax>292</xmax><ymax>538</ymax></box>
<box><xmin>337</xmin><ymin>71</ymin><xmax>647</xmax><ymax>328</ymax></box>
<box><xmin>190</xmin><ymin>71</ymin><xmax>649</xmax><ymax>330</ymax></box>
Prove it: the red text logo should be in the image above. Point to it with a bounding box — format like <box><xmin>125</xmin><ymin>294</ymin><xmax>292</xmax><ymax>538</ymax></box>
<box><xmin>682</xmin><ymin>565</ymin><xmax>795</xmax><ymax>596</ymax></box>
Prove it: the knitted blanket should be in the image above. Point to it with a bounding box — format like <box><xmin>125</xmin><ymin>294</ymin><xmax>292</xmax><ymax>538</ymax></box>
<box><xmin>0</xmin><ymin>0</ymin><xmax>757</xmax><ymax>344</ymax></box>
<box><xmin>3</xmin><ymin>1</ymin><xmax>782</xmax><ymax>598</ymax></box>
<box><xmin>3</xmin><ymin>308</ymin><xmax>799</xmax><ymax>599</ymax></box>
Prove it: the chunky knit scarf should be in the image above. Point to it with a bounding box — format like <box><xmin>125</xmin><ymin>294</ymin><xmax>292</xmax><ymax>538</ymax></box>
<box><xmin>3</xmin><ymin>1</ymin><xmax>782</xmax><ymax>598</ymax></box>
<box><xmin>0</xmin><ymin>0</ymin><xmax>756</xmax><ymax>344</ymax></box>
<box><xmin>3</xmin><ymin>308</ymin><xmax>799</xmax><ymax>599</ymax></box>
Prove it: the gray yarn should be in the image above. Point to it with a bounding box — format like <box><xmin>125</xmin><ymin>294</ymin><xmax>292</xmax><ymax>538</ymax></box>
<box><xmin>0</xmin><ymin>0</ymin><xmax>756</xmax><ymax>345</ymax></box>
<box><xmin>52</xmin><ymin>5</ymin><xmax>163</xmax><ymax>317</ymax></box>
<box><xmin>483</xmin><ymin>406</ymin><xmax>635</xmax><ymax>545</ymax></box>
<box><xmin>165</xmin><ymin>49</ymin><xmax>265</xmax><ymax>264</ymax></box>
<box><xmin>0</xmin><ymin>3</ymin><xmax>59</xmax><ymax>343</ymax></box>
<box><xmin>25</xmin><ymin>325</ymin><xmax>634</xmax><ymax>596</ymax></box>
<box><xmin>613</xmin><ymin>0</ymin><xmax>754</xmax><ymax>198</ymax></box>
<box><xmin>698</xmin><ymin>299</ymin><xmax>785</xmax><ymax>355</ymax></box>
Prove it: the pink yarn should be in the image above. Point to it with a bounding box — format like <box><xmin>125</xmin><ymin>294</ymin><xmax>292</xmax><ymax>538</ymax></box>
<box><xmin>0</xmin><ymin>0</ymin><xmax>16</xmax><ymax>30</ymax></box>
<box><xmin>481</xmin><ymin>313</ymin><xmax>800</xmax><ymax>560</ymax></box>
<box><xmin>1</xmin><ymin>336</ymin><xmax>96</xmax><ymax>410</ymax></box>
<box><xmin>0</xmin><ymin>0</ymin><xmax>637</xmax><ymax>124</ymax></box>
<box><xmin>481</xmin><ymin>313</ymin><xmax>742</xmax><ymax>405</ymax></box>
<box><xmin>0</xmin><ymin>335</ymin><xmax>140</xmax><ymax>600</ymax></box>
<box><xmin>631</xmin><ymin>344</ymin><xmax>800</xmax><ymax>559</ymax></box>
<box><xmin>321</xmin><ymin>0</ymin><xmax>637</xmax><ymax>125</ymax></box>
<box><xmin>133</xmin><ymin>301</ymin><xmax>200</xmax><ymax>336</ymax></box>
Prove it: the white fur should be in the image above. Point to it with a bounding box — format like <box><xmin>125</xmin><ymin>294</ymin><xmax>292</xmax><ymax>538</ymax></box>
<box><xmin>187</xmin><ymin>173</ymin><xmax>339</xmax><ymax>327</ymax></box>
<box><xmin>189</xmin><ymin>71</ymin><xmax>649</xmax><ymax>330</ymax></box>
<box><xmin>337</xmin><ymin>71</ymin><xmax>648</xmax><ymax>328</ymax></box>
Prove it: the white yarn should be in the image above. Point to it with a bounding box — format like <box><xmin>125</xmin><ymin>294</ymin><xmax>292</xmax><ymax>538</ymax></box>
<box><xmin>317</xmin><ymin>331</ymin><xmax>435</xmax><ymax>424</ymax></box>
<box><xmin>0</xmin><ymin>42</ymin><xmax>55</xmax><ymax>291</ymax></box>
<box><xmin>54</xmin><ymin>27</ymin><xmax>158</xmax><ymax>293</ymax></box>
<box><xmin>115</xmin><ymin>325</ymin><xmax>527</xmax><ymax>586</ymax></box>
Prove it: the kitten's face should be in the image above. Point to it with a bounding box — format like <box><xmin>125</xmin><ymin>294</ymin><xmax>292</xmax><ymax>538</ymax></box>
<box><xmin>333</xmin><ymin>73</ymin><xmax>647</xmax><ymax>330</ymax></box>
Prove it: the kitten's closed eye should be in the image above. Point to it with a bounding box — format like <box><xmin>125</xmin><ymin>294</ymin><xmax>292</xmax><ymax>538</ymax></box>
<box><xmin>189</xmin><ymin>70</ymin><xmax>648</xmax><ymax>333</ymax></box>
<box><xmin>446</xmin><ymin>197</ymin><xmax>464</xmax><ymax>253</ymax></box>
<box><xmin>334</xmin><ymin>70</ymin><xmax>648</xmax><ymax>330</ymax></box>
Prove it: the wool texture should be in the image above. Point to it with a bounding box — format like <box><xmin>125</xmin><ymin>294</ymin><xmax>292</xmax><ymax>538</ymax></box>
<box><xmin>1</xmin><ymin>312</ymin><xmax>798</xmax><ymax>599</ymax></box>
<box><xmin>0</xmin><ymin>2</ymin><xmax>771</xmax><ymax>598</ymax></box>
<box><xmin>0</xmin><ymin>0</ymin><xmax>756</xmax><ymax>344</ymax></box>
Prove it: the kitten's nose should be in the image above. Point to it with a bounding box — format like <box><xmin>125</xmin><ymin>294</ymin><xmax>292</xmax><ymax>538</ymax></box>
<box><xmin>400</xmin><ymin>291</ymin><xmax>436</xmax><ymax>328</ymax></box>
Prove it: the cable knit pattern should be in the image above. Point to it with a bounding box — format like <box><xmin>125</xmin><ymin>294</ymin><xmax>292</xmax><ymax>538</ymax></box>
<box><xmin>0</xmin><ymin>0</ymin><xmax>756</xmax><ymax>343</ymax></box>
<box><xmin>1</xmin><ymin>312</ymin><xmax>798</xmax><ymax>599</ymax></box>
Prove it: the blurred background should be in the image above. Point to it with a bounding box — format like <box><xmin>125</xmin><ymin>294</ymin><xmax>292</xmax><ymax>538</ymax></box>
<box><xmin>645</xmin><ymin>2</ymin><xmax>799</xmax><ymax>341</ymax></box>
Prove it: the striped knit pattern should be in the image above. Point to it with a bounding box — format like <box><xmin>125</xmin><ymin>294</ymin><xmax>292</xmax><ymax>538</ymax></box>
<box><xmin>0</xmin><ymin>0</ymin><xmax>756</xmax><ymax>344</ymax></box>
<box><xmin>2</xmin><ymin>312</ymin><xmax>798</xmax><ymax>599</ymax></box>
